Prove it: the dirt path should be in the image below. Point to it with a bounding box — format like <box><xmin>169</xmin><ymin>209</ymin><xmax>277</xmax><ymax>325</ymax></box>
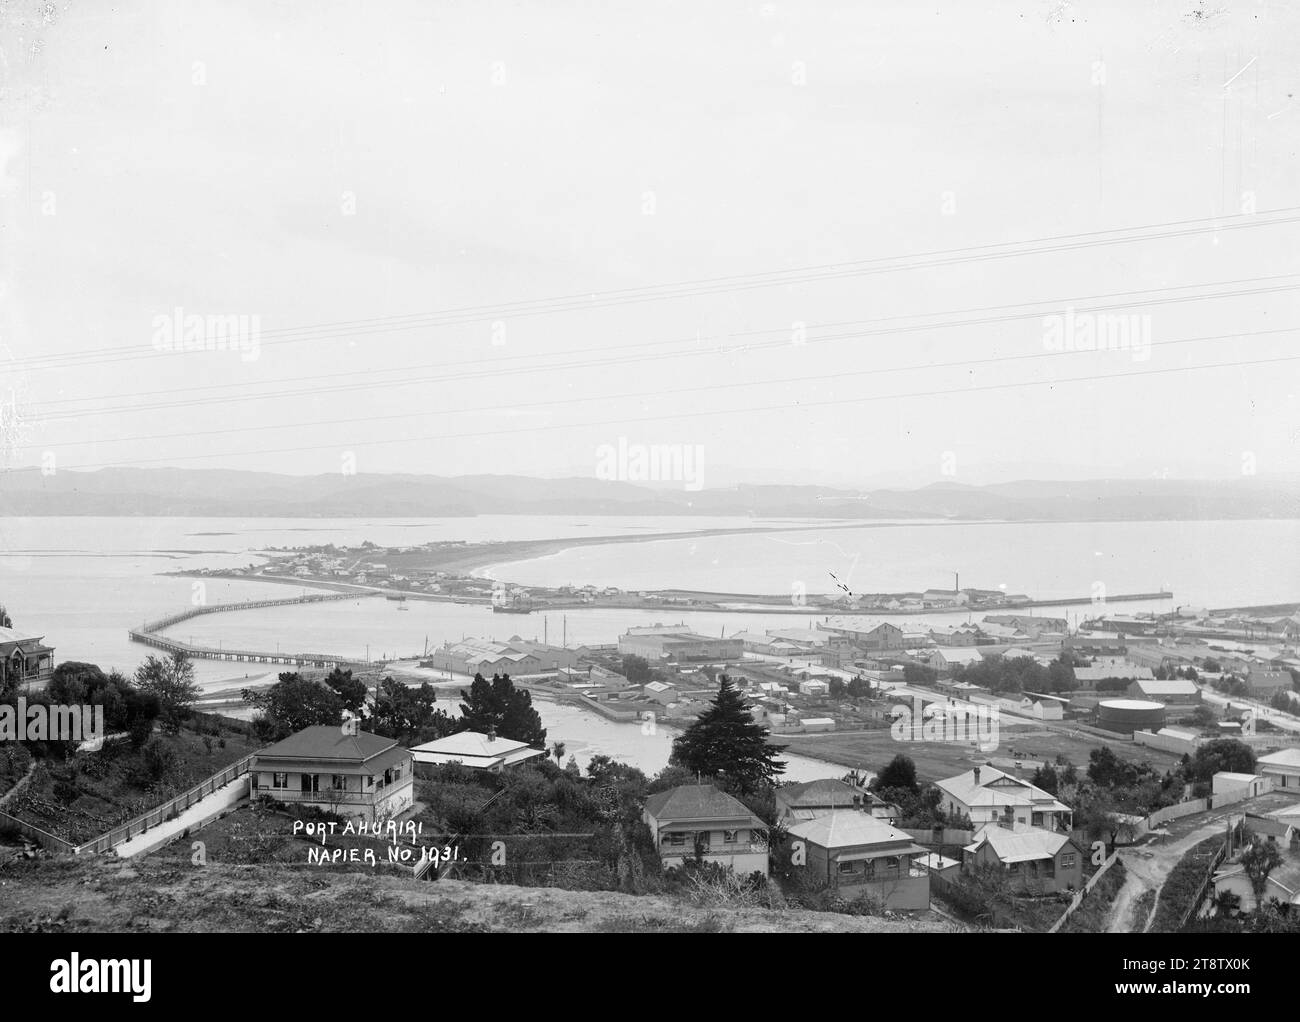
<box><xmin>1106</xmin><ymin>812</ymin><xmax>1242</xmax><ymax>933</ymax></box>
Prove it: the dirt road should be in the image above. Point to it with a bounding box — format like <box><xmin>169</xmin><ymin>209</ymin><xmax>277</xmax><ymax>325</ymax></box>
<box><xmin>1106</xmin><ymin>813</ymin><xmax>1241</xmax><ymax>933</ymax></box>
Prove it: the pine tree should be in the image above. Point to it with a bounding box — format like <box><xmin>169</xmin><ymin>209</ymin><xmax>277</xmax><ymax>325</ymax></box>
<box><xmin>458</xmin><ymin>672</ymin><xmax>547</xmax><ymax>747</ymax></box>
<box><xmin>670</xmin><ymin>675</ymin><xmax>785</xmax><ymax>794</ymax></box>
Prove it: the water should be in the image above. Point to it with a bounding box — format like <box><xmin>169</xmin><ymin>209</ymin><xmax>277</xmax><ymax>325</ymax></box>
<box><xmin>205</xmin><ymin>690</ymin><xmax>845</xmax><ymax>781</ymax></box>
<box><xmin>4</xmin><ymin>512</ymin><xmax>1294</xmax><ymax>779</ymax></box>
<box><xmin>2</xmin><ymin>514</ymin><xmax>1297</xmax><ymax>690</ymax></box>
<box><xmin>482</xmin><ymin>518</ymin><xmax>1300</xmax><ymax>607</ymax></box>
<box><xmin>519</xmin><ymin>698</ymin><xmax>849</xmax><ymax>782</ymax></box>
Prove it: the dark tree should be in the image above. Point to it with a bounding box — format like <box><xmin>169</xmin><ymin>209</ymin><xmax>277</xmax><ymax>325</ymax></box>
<box><xmin>1187</xmin><ymin>739</ymin><xmax>1255</xmax><ymax>784</ymax></box>
<box><xmin>1087</xmin><ymin>746</ymin><xmax>1138</xmax><ymax>789</ymax></box>
<box><xmin>324</xmin><ymin>667</ymin><xmax>368</xmax><ymax>714</ymax></box>
<box><xmin>458</xmin><ymin>672</ymin><xmax>547</xmax><ymax>747</ymax></box>
<box><xmin>134</xmin><ymin>652</ymin><xmax>201</xmax><ymax>733</ymax></box>
<box><xmin>1031</xmin><ymin>762</ymin><xmax>1059</xmax><ymax>795</ymax></box>
<box><xmin>367</xmin><ymin>676</ymin><xmax>455</xmax><ymax>746</ymax></box>
<box><xmin>244</xmin><ymin>671</ymin><xmax>344</xmax><ymax>742</ymax></box>
<box><xmin>876</xmin><ymin>753</ymin><xmax>920</xmax><ymax>795</ymax></box>
<box><xmin>621</xmin><ymin>655</ymin><xmax>653</xmax><ymax>685</ymax></box>
<box><xmin>669</xmin><ymin>676</ymin><xmax>786</xmax><ymax>795</ymax></box>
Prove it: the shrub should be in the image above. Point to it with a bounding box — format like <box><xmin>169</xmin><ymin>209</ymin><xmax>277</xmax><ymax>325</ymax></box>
<box><xmin>142</xmin><ymin>737</ymin><xmax>180</xmax><ymax>782</ymax></box>
<box><xmin>53</xmin><ymin>780</ymin><xmax>79</xmax><ymax>805</ymax></box>
<box><xmin>1150</xmin><ymin>833</ymin><xmax>1230</xmax><ymax>932</ymax></box>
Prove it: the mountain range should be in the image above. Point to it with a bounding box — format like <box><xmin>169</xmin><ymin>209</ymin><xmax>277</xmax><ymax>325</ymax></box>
<box><xmin>1</xmin><ymin>467</ymin><xmax>1298</xmax><ymax>521</ymax></box>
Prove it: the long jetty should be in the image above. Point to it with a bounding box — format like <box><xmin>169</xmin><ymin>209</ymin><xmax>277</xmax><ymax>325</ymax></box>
<box><xmin>129</xmin><ymin>592</ymin><xmax>381</xmax><ymax>669</ymax></box>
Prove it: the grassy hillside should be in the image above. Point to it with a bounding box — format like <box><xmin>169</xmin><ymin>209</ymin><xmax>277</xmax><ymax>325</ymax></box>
<box><xmin>0</xmin><ymin>855</ymin><xmax>959</xmax><ymax>933</ymax></box>
<box><xmin>3</xmin><ymin>726</ymin><xmax>261</xmax><ymax>844</ymax></box>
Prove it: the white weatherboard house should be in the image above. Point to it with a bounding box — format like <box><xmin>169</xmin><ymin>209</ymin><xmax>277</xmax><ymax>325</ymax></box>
<box><xmin>410</xmin><ymin>730</ymin><xmax>547</xmax><ymax>774</ymax></box>
<box><xmin>251</xmin><ymin>725</ymin><xmax>414</xmax><ymax>823</ymax></box>
<box><xmin>936</xmin><ymin>764</ymin><xmax>1072</xmax><ymax>832</ymax></box>
<box><xmin>1212</xmin><ymin>772</ymin><xmax>1271</xmax><ymax>798</ymax></box>
<box><xmin>1257</xmin><ymin>749</ymin><xmax>1300</xmax><ymax>792</ymax></box>
<box><xmin>644</xmin><ymin>785</ymin><xmax>770</xmax><ymax>875</ymax></box>
<box><xmin>1212</xmin><ymin>848</ymin><xmax>1300</xmax><ymax>913</ymax></box>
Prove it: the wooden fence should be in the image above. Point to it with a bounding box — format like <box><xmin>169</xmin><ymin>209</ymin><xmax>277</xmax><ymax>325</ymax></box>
<box><xmin>0</xmin><ymin>810</ymin><xmax>77</xmax><ymax>853</ymax></box>
<box><xmin>1046</xmin><ymin>849</ymin><xmax>1121</xmax><ymax>933</ymax></box>
<box><xmin>0</xmin><ymin>754</ymin><xmax>256</xmax><ymax>856</ymax></box>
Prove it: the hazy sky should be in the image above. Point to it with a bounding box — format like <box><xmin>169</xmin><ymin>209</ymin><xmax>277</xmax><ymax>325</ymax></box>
<box><xmin>2</xmin><ymin>0</ymin><xmax>1299</xmax><ymax>488</ymax></box>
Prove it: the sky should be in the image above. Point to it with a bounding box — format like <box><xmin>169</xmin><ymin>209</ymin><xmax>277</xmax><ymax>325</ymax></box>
<box><xmin>1</xmin><ymin>0</ymin><xmax>1299</xmax><ymax>489</ymax></box>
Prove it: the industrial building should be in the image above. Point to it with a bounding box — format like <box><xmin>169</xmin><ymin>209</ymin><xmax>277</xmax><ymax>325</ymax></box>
<box><xmin>1126</xmin><ymin>677</ymin><xmax>1201</xmax><ymax>712</ymax></box>
<box><xmin>422</xmin><ymin>636</ymin><xmax>585</xmax><ymax>677</ymax></box>
<box><xmin>1095</xmin><ymin>699</ymin><xmax>1166</xmax><ymax>734</ymax></box>
<box><xmin>617</xmin><ymin>625</ymin><xmax>743</xmax><ymax>662</ymax></box>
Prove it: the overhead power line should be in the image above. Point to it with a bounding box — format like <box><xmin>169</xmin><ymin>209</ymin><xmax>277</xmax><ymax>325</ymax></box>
<box><xmin>30</xmin><ymin>273</ymin><xmax>1300</xmax><ymax>422</ymax></box>
<box><xmin>12</xmin><ymin>348</ymin><xmax>1300</xmax><ymax>473</ymax></box>
<box><xmin>9</xmin><ymin>205</ymin><xmax>1300</xmax><ymax>375</ymax></box>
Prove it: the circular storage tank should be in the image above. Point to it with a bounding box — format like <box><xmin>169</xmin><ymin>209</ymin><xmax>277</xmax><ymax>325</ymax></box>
<box><xmin>1096</xmin><ymin>699</ymin><xmax>1166</xmax><ymax>734</ymax></box>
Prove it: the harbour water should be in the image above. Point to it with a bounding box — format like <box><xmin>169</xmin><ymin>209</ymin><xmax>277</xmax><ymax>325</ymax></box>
<box><xmin>3</xmin><ymin>514</ymin><xmax>1298</xmax><ymax>686</ymax></box>
<box><xmin>4</xmin><ymin>512</ymin><xmax>1297</xmax><ymax>781</ymax></box>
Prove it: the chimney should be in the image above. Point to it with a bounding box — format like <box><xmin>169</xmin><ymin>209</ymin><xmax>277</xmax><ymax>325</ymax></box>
<box><xmin>972</xmin><ymin>765</ymin><xmax>981</xmax><ymax>784</ymax></box>
<box><xmin>486</xmin><ymin>727</ymin><xmax>496</xmax><ymax>743</ymax></box>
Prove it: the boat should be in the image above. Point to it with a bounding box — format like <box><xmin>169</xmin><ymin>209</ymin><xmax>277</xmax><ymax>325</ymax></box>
<box><xmin>385</xmin><ymin>594</ymin><xmax>408</xmax><ymax>602</ymax></box>
<box><xmin>493</xmin><ymin>599</ymin><xmax>536</xmax><ymax>614</ymax></box>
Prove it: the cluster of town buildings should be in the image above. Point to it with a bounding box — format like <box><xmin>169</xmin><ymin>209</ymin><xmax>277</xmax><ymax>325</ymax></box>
<box><xmin>8</xmin><ymin>601</ymin><xmax>1300</xmax><ymax>923</ymax></box>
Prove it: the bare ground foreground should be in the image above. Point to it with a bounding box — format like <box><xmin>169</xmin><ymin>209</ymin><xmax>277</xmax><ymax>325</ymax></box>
<box><xmin>0</xmin><ymin>856</ymin><xmax>957</xmax><ymax>933</ymax></box>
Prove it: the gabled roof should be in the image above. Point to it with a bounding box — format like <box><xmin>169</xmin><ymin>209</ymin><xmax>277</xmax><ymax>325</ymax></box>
<box><xmin>1131</xmin><ymin>678</ymin><xmax>1199</xmax><ymax>696</ymax></box>
<box><xmin>964</xmin><ymin>824</ymin><xmax>1077</xmax><ymax>863</ymax></box>
<box><xmin>931</xmin><ymin>648</ymin><xmax>984</xmax><ymax>664</ymax></box>
<box><xmin>410</xmin><ymin>731</ymin><xmax>533</xmax><ymax>758</ymax></box>
<box><xmin>1258</xmin><ymin>749</ymin><xmax>1300</xmax><ymax>769</ymax></box>
<box><xmin>776</xmin><ymin>778</ymin><xmax>866</xmax><ymax>808</ymax></box>
<box><xmin>0</xmin><ymin>624</ymin><xmax>42</xmax><ymax>642</ymax></box>
<box><xmin>819</xmin><ymin>616</ymin><xmax>901</xmax><ymax>634</ymax></box>
<box><xmin>644</xmin><ymin>785</ymin><xmax>761</xmax><ymax>825</ymax></box>
<box><xmin>1075</xmin><ymin>665</ymin><xmax>1154</xmax><ymax>681</ymax></box>
<box><xmin>1214</xmin><ymin>855</ymin><xmax>1300</xmax><ymax>899</ymax></box>
<box><xmin>257</xmin><ymin>725</ymin><xmax>397</xmax><ymax>764</ymax></box>
<box><xmin>937</xmin><ymin>765</ymin><xmax>1069</xmax><ymax>812</ymax></box>
<box><xmin>787</xmin><ymin>811</ymin><xmax>922</xmax><ymax>851</ymax></box>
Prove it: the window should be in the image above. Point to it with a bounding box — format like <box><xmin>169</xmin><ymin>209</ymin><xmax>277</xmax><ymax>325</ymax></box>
<box><xmin>723</xmin><ymin>830</ymin><xmax>738</xmax><ymax>844</ymax></box>
<box><xmin>668</xmin><ymin>833</ymin><xmax>686</xmax><ymax>846</ymax></box>
<box><xmin>364</xmin><ymin>775</ymin><xmax>374</xmax><ymax>789</ymax></box>
<box><xmin>272</xmin><ymin>772</ymin><xmax>288</xmax><ymax>789</ymax></box>
<box><xmin>838</xmin><ymin>860</ymin><xmax>857</xmax><ymax>875</ymax></box>
<box><xmin>1061</xmin><ymin>853</ymin><xmax>1076</xmax><ymax>869</ymax></box>
<box><xmin>331</xmin><ymin>775</ymin><xmax>348</xmax><ymax>791</ymax></box>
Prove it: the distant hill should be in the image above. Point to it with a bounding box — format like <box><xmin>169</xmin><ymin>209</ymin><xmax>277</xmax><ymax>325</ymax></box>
<box><xmin>0</xmin><ymin>467</ymin><xmax>1297</xmax><ymax>521</ymax></box>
